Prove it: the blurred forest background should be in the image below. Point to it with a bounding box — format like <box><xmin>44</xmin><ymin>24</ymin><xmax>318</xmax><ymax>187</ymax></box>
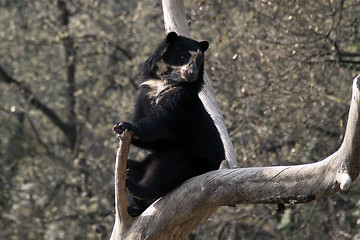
<box><xmin>0</xmin><ymin>0</ymin><xmax>359</xmax><ymax>239</ymax></box>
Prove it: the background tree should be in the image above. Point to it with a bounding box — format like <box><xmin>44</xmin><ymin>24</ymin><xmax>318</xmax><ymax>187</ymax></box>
<box><xmin>0</xmin><ymin>0</ymin><xmax>359</xmax><ymax>239</ymax></box>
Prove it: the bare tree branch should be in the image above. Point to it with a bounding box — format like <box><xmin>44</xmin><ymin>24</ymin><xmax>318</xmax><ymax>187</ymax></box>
<box><xmin>110</xmin><ymin>130</ymin><xmax>133</xmax><ymax>240</ymax></box>
<box><xmin>112</xmin><ymin>75</ymin><xmax>360</xmax><ymax>240</ymax></box>
<box><xmin>0</xmin><ymin>66</ymin><xmax>72</xmax><ymax>138</ymax></box>
<box><xmin>57</xmin><ymin>0</ymin><xmax>77</xmax><ymax>151</ymax></box>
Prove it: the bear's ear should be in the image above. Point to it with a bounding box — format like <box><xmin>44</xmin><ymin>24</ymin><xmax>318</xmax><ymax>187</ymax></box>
<box><xmin>166</xmin><ymin>32</ymin><xmax>179</xmax><ymax>43</ymax></box>
<box><xmin>199</xmin><ymin>40</ymin><xmax>209</xmax><ymax>52</ymax></box>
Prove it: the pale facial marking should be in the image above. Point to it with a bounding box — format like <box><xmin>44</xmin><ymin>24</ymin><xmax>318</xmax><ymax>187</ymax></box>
<box><xmin>188</xmin><ymin>50</ymin><xmax>201</xmax><ymax>62</ymax></box>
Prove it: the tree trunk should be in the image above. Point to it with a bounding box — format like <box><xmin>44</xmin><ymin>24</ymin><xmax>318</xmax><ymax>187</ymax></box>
<box><xmin>57</xmin><ymin>0</ymin><xmax>77</xmax><ymax>152</ymax></box>
<box><xmin>109</xmin><ymin>0</ymin><xmax>360</xmax><ymax>239</ymax></box>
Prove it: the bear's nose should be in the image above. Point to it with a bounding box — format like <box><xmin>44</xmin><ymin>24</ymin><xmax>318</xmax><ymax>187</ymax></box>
<box><xmin>188</xmin><ymin>61</ymin><xmax>198</xmax><ymax>75</ymax></box>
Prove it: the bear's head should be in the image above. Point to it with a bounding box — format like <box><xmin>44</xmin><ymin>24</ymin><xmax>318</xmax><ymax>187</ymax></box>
<box><xmin>158</xmin><ymin>32</ymin><xmax>209</xmax><ymax>83</ymax></box>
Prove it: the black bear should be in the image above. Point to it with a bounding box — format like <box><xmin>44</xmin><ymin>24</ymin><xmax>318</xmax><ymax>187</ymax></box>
<box><xmin>113</xmin><ymin>32</ymin><xmax>225</xmax><ymax>216</ymax></box>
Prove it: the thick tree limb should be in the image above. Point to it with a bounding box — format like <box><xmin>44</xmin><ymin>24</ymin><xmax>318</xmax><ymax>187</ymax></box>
<box><xmin>111</xmin><ymin>75</ymin><xmax>360</xmax><ymax>240</ymax></box>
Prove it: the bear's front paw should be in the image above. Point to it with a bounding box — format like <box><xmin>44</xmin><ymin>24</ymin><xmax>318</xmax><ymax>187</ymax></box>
<box><xmin>112</xmin><ymin>122</ymin><xmax>139</xmax><ymax>139</ymax></box>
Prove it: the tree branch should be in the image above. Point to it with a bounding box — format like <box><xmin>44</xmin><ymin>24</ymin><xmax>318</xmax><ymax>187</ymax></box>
<box><xmin>334</xmin><ymin>41</ymin><xmax>360</xmax><ymax>64</ymax></box>
<box><xmin>110</xmin><ymin>130</ymin><xmax>133</xmax><ymax>240</ymax></box>
<box><xmin>0</xmin><ymin>66</ymin><xmax>71</xmax><ymax>137</ymax></box>
<box><xmin>113</xmin><ymin>75</ymin><xmax>360</xmax><ymax>240</ymax></box>
<box><xmin>57</xmin><ymin>0</ymin><xmax>77</xmax><ymax>151</ymax></box>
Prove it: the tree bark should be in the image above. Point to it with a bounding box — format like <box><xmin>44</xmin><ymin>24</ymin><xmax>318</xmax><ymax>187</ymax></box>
<box><xmin>109</xmin><ymin>0</ymin><xmax>360</xmax><ymax>239</ymax></box>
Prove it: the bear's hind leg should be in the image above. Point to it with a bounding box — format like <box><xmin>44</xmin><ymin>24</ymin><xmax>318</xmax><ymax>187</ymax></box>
<box><xmin>126</xmin><ymin>150</ymin><xmax>196</xmax><ymax>202</ymax></box>
<box><xmin>126</xmin><ymin>159</ymin><xmax>144</xmax><ymax>183</ymax></box>
<box><xmin>126</xmin><ymin>158</ymin><xmax>152</xmax><ymax>216</ymax></box>
<box><xmin>127</xmin><ymin>194</ymin><xmax>151</xmax><ymax>217</ymax></box>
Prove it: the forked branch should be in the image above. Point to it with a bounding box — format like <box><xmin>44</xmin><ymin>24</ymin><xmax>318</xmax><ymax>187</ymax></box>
<box><xmin>109</xmin><ymin>0</ymin><xmax>360</xmax><ymax>239</ymax></box>
<box><xmin>111</xmin><ymin>75</ymin><xmax>360</xmax><ymax>240</ymax></box>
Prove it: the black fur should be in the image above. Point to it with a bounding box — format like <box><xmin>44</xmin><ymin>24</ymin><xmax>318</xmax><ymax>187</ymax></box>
<box><xmin>113</xmin><ymin>32</ymin><xmax>224</xmax><ymax>216</ymax></box>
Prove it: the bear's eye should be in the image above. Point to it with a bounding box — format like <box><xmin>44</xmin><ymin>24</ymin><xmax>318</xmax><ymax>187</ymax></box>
<box><xmin>179</xmin><ymin>55</ymin><xmax>186</xmax><ymax>60</ymax></box>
